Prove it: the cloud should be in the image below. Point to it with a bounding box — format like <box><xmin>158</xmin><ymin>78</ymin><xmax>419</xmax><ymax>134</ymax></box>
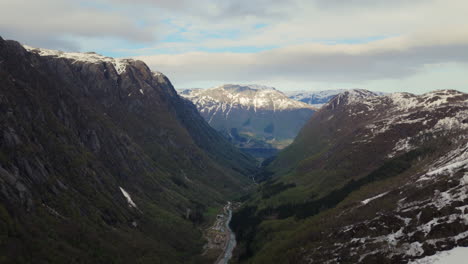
<box><xmin>1</xmin><ymin>0</ymin><xmax>467</xmax><ymax>93</ymax></box>
<box><xmin>311</xmin><ymin>0</ymin><xmax>430</xmax><ymax>9</ymax></box>
<box><xmin>108</xmin><ymin>0</ymin><xmax>468</xmax><ymax>56</ymax></box>
<box><xmin>135</xmin><ymin>31</ymin><xmax>468</xmax><ymax>85</ymax></box>
<box><xmin>108</xmin><ymin>0</ymin><xmax>293</xmax><ymax>19</ymax></box>
<box><xmin>0</xmin><ymin>0</ymin><xmax>155</xmax><ymax>50</ymax></box>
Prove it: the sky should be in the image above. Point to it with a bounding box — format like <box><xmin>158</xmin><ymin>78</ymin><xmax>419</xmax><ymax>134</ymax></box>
<box><xmin>1</xmin><ymin>0</ymin><xmax>467</xmax><ymax>93</ymax></box>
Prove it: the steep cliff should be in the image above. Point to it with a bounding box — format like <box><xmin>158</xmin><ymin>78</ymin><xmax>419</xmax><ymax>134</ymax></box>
<box><xmin>0</xmin><ymin>37</ymin><xmax>257</xmax><ymax>263</ymax></box>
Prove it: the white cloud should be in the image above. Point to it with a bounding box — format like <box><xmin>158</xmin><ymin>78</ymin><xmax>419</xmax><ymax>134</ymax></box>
<box><xmin>135</xmin><ymin>31</ymin><xmax>468</xmax><ymax>85</ymax></box>
<box><xmin>1</xmin><ymin>0</ymin><xmax>467</xmax><ymax>92</ymax></box>
<box><xmin>108</xmin><ymin>0</ymin><xmax>293</xmax><ymax>18</ymax></box>
<box><xmin>0</xmin><ymin>0</ymin><xmax>155</xmax><ymax>50</ymax></box>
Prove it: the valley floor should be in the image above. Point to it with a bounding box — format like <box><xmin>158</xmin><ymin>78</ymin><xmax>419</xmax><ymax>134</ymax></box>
<box><xmin>203</xmin><ymin>202</ymin><xmax>238</xmax><ymax>264</ymax></box>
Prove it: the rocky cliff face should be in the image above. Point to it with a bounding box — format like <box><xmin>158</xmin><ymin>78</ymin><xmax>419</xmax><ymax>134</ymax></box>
<box><xmin>180</xmin><ymin>85</ymin><xmax>316</xmax><ymax>158</ymax></box>
<box><xmin>231</xmin><ymin>89</ymin><xmax>468</xmax><ymax>263</ymax></box>
<box><xmin>0</xmin><ymin>37</ymin><xmax>257</xmax><ymax>263</ymax></box>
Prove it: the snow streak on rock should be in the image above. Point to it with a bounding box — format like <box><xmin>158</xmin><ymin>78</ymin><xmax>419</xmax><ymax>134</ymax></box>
<box><xmin>23</xmin><ymin>45</ymin><xmax>132</xmax><ymax>75</ymax></box>
<box><xmin>119</xmin><ymin>187</ymin><xmax>137</xmax><ymax>209</ymax></box>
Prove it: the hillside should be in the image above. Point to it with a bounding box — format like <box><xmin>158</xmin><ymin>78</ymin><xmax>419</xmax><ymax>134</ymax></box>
<box><xmin>180</xmin><ymin>85</ymin><xmax>316</xmax><ymax>159</ymax></box>
<box><xmin>230</xmin><ymin>89</ymin><xmax>468</xmax><ymax>263</ymax></box>
<box><xmin>0</xmin><ymin>37</ymin><xmax>258</xmax><ymax>263</ymax></box>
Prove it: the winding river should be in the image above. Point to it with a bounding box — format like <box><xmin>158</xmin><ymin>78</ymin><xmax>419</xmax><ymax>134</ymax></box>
<box><xmin>215</xmin><ymin>205</ymin><xmax>237</xmax><ymax>264</ymax></box>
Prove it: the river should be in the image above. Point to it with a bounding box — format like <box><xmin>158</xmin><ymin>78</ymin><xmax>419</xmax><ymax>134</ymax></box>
<box><xmin>215</xmin><ymin>203</ymin><xmax>237</xmax><ymax>264</ymax></box>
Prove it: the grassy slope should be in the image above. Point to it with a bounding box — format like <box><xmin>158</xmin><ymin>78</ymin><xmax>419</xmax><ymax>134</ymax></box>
<box><xmin>231</xmin><ymin>143</ymin><xmax>448</xmax><ymax>263</ymax></box>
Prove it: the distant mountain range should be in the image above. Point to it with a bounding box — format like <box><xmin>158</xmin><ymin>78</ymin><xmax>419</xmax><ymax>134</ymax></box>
<box><xmin>179</xmin><ymin>86</ymin><xmax>387</xmax><ymax>159</ymax></box>
<box><xmin>286</xmin><ymin>89</ymin><xmax>386</xmax><ymax>108</ymax></box>
<box><xmin>179</xmin><ymin>85</ymin><xmax>317</xmax><ymax>158</ymax></box>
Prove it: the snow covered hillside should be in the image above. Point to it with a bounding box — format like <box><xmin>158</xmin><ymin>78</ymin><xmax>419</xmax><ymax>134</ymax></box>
<box><xmin>179</xmin><ymin>84</ymin><xmax>317</xmax><ymax>158</ymax></box>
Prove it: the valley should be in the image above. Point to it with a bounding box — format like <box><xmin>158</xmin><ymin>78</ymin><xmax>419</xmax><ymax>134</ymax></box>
<box><xmin>203</xmin><ymin>202</ymin><xmax>237</xmax><ymax>264</ymax></box>
<box><xmin>0</xmin><ymin>36</ymin><xmax>467</xmax><ymax>264</ymax></box>
<box><xmin>214</xmin><ymin>202</ymin><xmax>237</xmax><ymax>264</ymax></box>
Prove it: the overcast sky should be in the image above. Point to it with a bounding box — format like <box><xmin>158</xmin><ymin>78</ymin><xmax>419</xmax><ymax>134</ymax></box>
<box><xmin>1</xmin><ymin>0</ymin><xmax>467</xmax><ymax>93</ymax></box>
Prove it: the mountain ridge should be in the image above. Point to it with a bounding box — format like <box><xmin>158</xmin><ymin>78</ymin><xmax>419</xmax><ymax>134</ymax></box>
<box><xmin>180</xmin><ymin>84</ymin><xmax>316</xmax><ymax>113</ymax></box>
<box><xmin>230</xmin><ymin>88</ymin><xmax>468</xmax><ymax>263</ymax></box>
<box><xmin>0</xmin><ymin>37</ymin><xmax>257</xmax><ymax>263</ymax></box>
<box><xmin>286</xmin><ymin>89</ymin><xmax>387</xmax><ymax>108</ymax></box>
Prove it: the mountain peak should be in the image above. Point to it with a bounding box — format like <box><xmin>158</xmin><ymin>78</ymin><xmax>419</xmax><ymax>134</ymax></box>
<box><xmin>389</xmin><ymin>89</ymin><xmax>467</xmax><ymax>111</ymax></box>
<box><xmin>180</xmin><ymin>85</ymin><xmax>315</xmax><ymax>111</ymax></box>
<box><xmin>342</xmin><ymin>88</ymin><xmax>379</xmax><ymax>99</ymax></box>
<box><xmin>287</xmin><ymin>89</ymin><xmax>386</xmax><ymax>109</ymax></box>
<box><xmin>326</xmin><ymin>89</ymin><xmax>382</xmax><ymax>109</ymax></box>
<box><xmin>216</xmin><ymin>84</ymin><xmax>256</xmax><ymax>93</ymax></box>
<box><xmin>23</xmin><ymin>44</ymin><xmax>134</xmax><ymax>75</ymax></box>
<box><xmin>243</xmin><ymin>84</ymin><xmax>277</xmax><ymax>91</ymax></box>
<box><xmin>213</xmin><ymin>84</ymin><xmax>277</xmax><ymax>93</ymax></box>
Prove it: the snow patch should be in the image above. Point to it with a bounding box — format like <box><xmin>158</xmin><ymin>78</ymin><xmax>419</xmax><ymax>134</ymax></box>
<box><xmin>405</xmin><ymin>242</ymin><xmax>425</xmax><ymax>257</ymax></box>
<box><xmin>409</xmin><ymin>247</ymin><xmax>468</xmax><ymax>264</ymax></box>
<box><xmin>388</xmin><ymin>137</ymin><xmax>415</xmax><ymax>158</ymax></box>
<box><xmin>361</xmin><ymin>191</ymin><xmax>390</xmax><ymax>205</ymax></box>
<box><xmin>425</xmin><ymin>145</ymin><xmax>468</xmax><ymax>178</ymax></box>
<box><xmin>24</xmin><ymin>45</ymin><xmax>132</xmax><ymax>75</ymax></box>
<box><xmin>433</xmin><ymin>110</ymin><xmax>468</xmax><ymax>131</ymax></box>
<box><xmin>119</xmin><ymin>187</ymin><xmax>137</xmax><ymax>208</ymax></box>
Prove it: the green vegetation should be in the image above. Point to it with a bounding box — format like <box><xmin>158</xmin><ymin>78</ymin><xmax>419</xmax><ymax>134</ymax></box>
<box><xmin>260</xmin><ymin>181</ymin><xmax>296</xmax><ymax>199</ymax></box>
<box><xmin>231</xmin><ymin>146</ymin><xmax>437</xmax><ymax>262</ymax></box>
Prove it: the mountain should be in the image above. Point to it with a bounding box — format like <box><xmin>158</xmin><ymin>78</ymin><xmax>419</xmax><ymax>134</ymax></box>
<box><xmin>286</xmin><ymin>89</ymin><xmax>386</xmax><ymax>108</ymax></box>
<box><xmin>0</xmin><ymin>37</ymin><xmax>258</xmax><ymax>263</ymax></box>
<box><xmin>230</xmin><ymin>89</ymin><xmax>468</xmax><ymax>263</ymax></box>
<box><xmin>179</xmin><ymin>84</ymin><xmax>316</xmax><ymax>159</ymax></box>
<box><xmin>285</xmin><ymin>89</ymin><xmax>347</xmax><ymax>108</ymax></box>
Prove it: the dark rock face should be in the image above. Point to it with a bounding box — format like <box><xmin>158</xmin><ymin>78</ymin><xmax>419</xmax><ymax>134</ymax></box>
<box><xmin>0</xmin><ymin>38</ymin><xmax>257</xmax><ymax>263</ymax></box>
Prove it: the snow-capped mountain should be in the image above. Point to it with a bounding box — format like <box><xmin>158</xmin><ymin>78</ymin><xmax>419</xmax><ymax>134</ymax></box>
<box><xmin>232</xmin><ymin>88</ymin><xmax>468</xmax><ymax>263</ymax></box>
<box><xmin>179</xmin><ymin>84</ymin><xmax>316</xmax><ymax>158</ymax></box>
<box><xmin>286</xmin><ymin>89</ymin><xmax>385</xmax><ymax>108</ymax></box>
<box><xmin>181</xmin><ymin>84</ymin><xmax>315</xmax><ymax>113</ymax></box>
<box><xmin>293</xmin><ymin>89</ymin><xmax>468</xmax><ymax>262</ymax></box>
<box><xmin>286</xmin><ymin>89</ymin><xmax>347</xmax><ymax>108</ymax></box>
